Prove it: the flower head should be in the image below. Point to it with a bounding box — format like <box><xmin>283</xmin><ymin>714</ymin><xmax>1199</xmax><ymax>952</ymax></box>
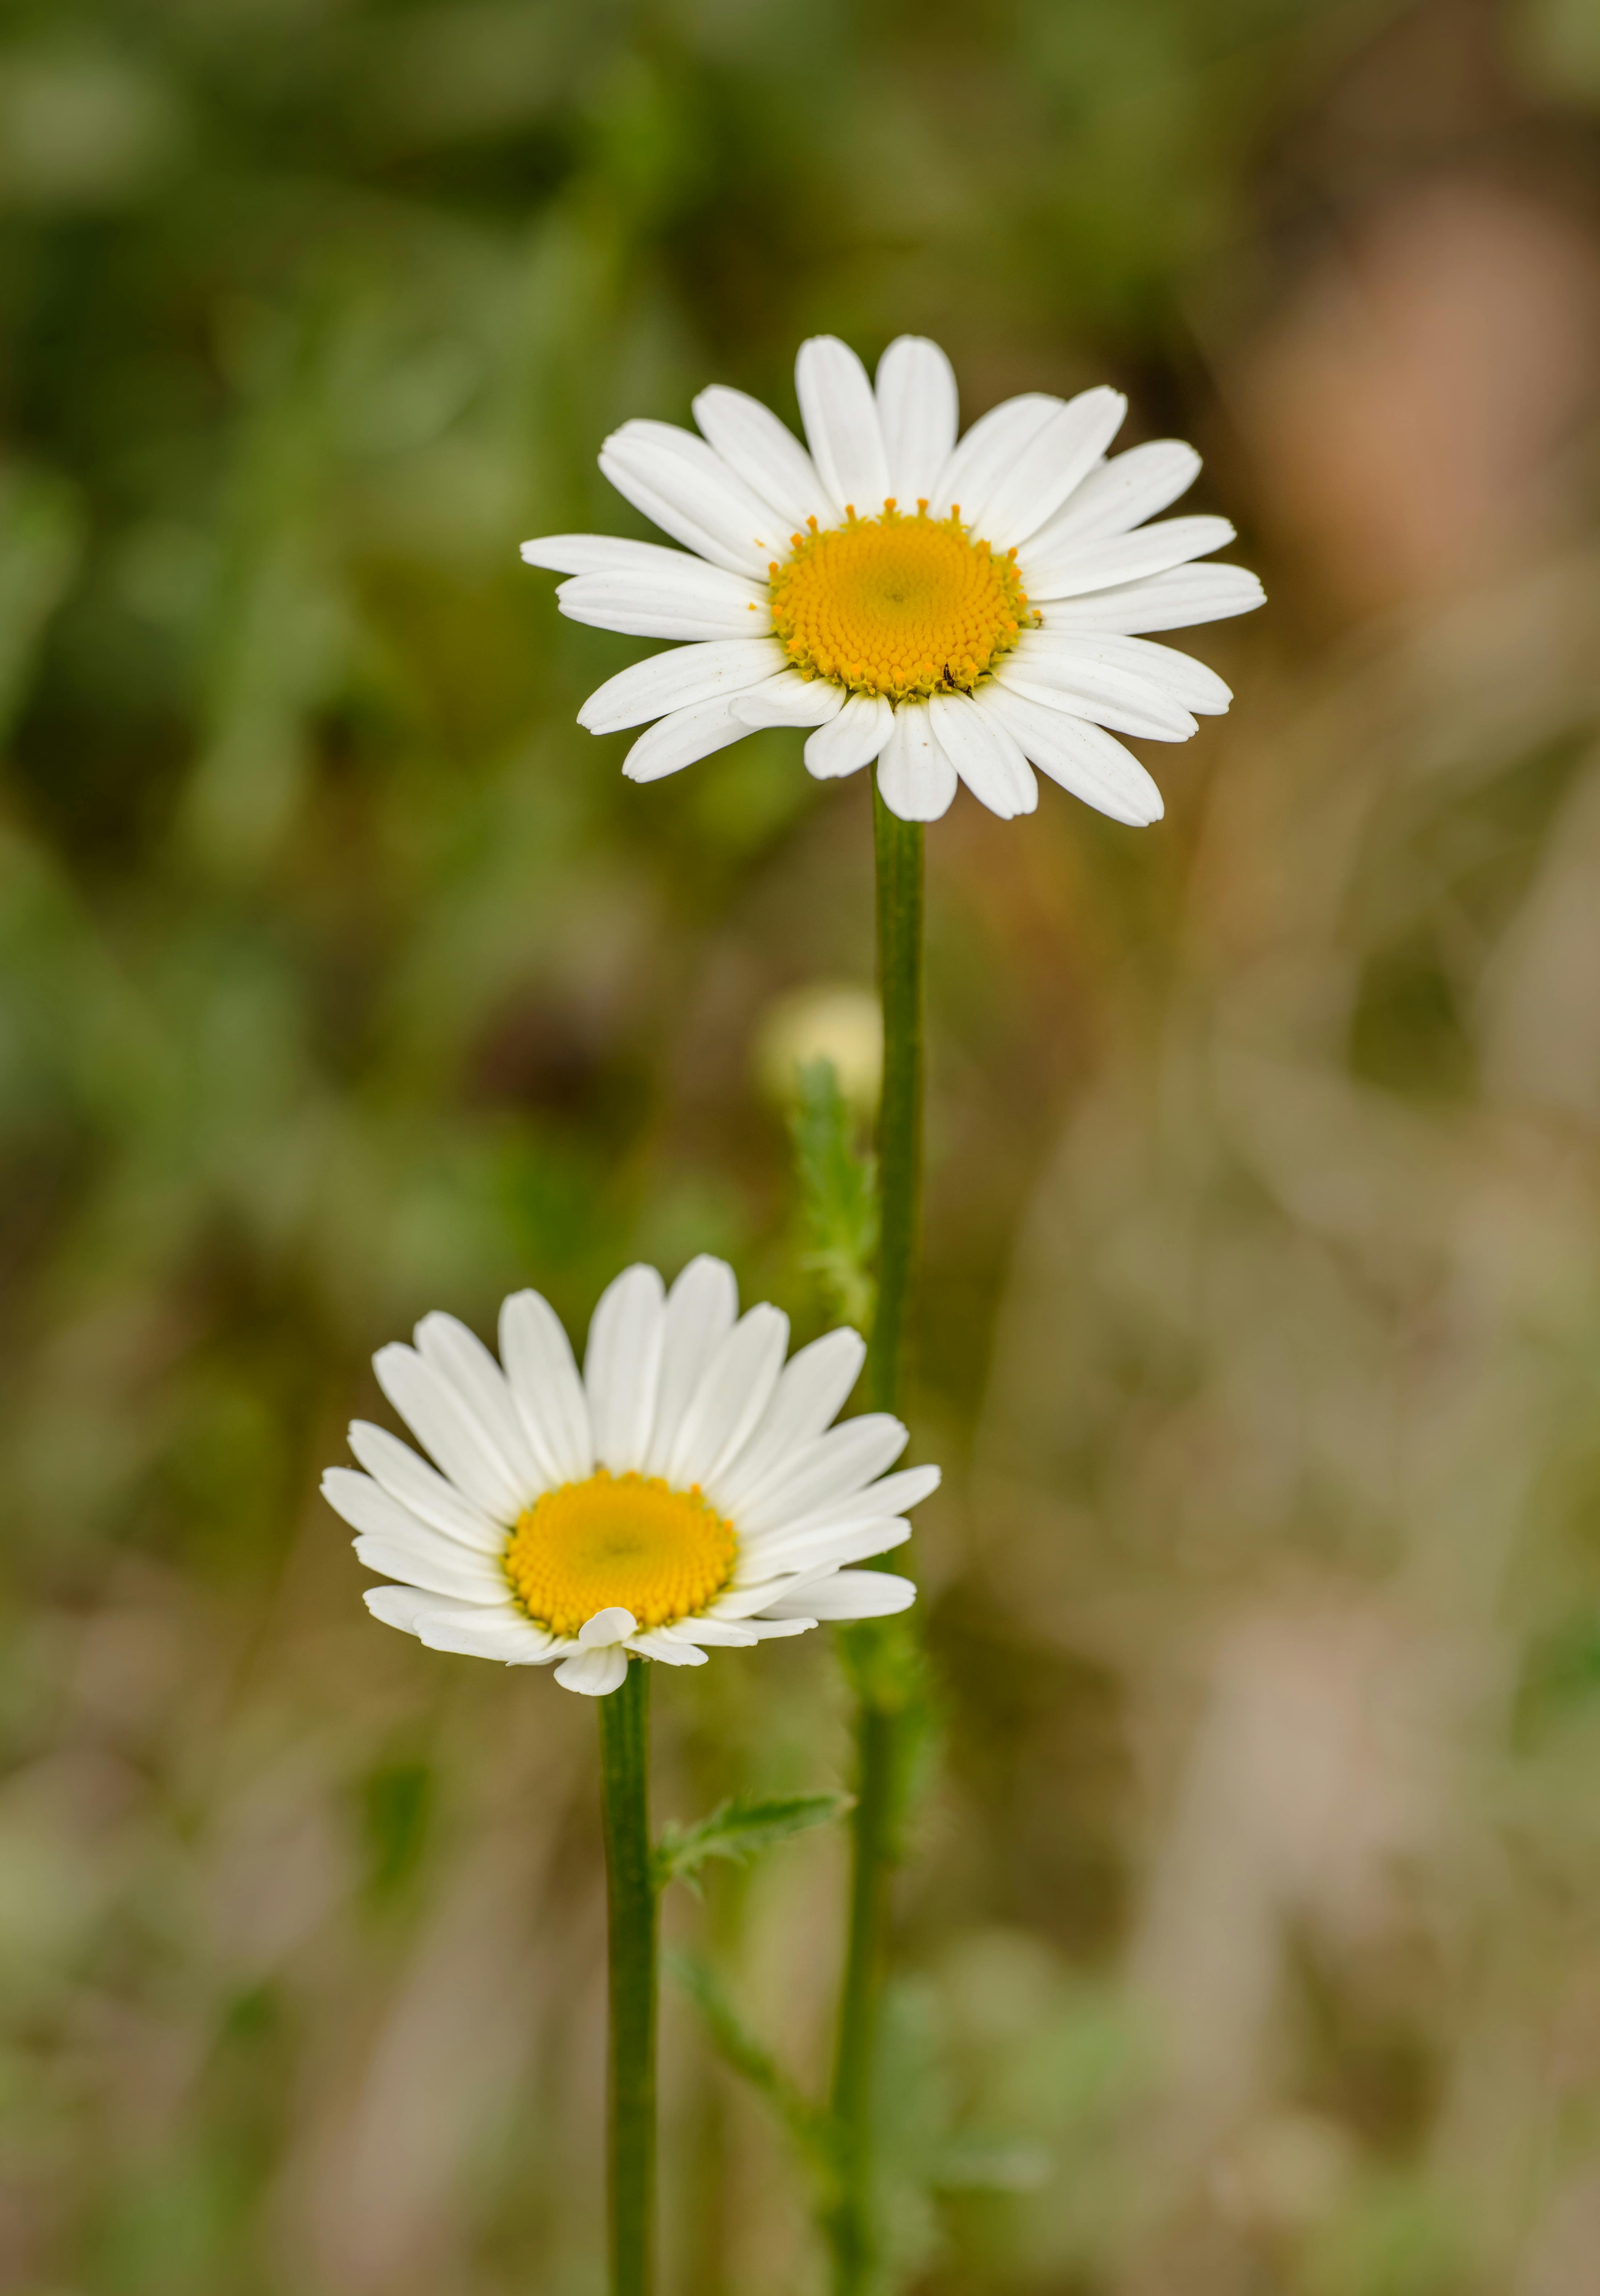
<box><xmin>522</xmin><ymin>335</ymin><xmax>1264</xmax><ymax>826</ymax></box>
<box><xmin>322</xmin><ymin>1258</ymin><xmax>930</xmax><ymax>1696</ymax></box>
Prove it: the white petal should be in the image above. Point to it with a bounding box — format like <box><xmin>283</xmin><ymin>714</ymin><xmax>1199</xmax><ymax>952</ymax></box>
<box><xmin>1035</xmin><ymin>562</ymin><xmax>1265</xmax><ymax>635</ymax></box>
<box><xmin>622</xmin><ymin>695</ymin><xmax>764</xmax><ymax>783</ymax></box>
<box><xmin>324</xmin><ymin>1467</ymin><xmax>433</xmax><ymax>1545</ymax></box>
<box><xmin>363</xmin><ymin>1584</ymin><xmax>464</xmax><ymax>1637</ymax></box>
<box><xmin>1026</xmin><ymin>630</ymin><xmax>1231</xmax><ymax>715</ymax></box>
<box><xmin>875</xmin><ymin>336</ymin><xmax>959</xmax><ymax>505</ymax></box>
<box><xmin>363</xmin><ymin>1585</ymin><xmax>555</xmax><ymax>1654</ymax></box>
<box><xmin>805</xmin><ymin>691</ymin><xmax>893</xmax><ymax>779</ymax></box>
<box><xmin>557</xmin><ymin>566</ymin><xmax>770</xmax><ymax>643</ymax></box>
<box><xmin>996</xmin><ymin>653</ymin><xmax>1198</xmax><ymax>743</ymax></box>
<box><xmin>927</xmin><ymin>691</ymin><xmax>1037</xmax><ymax>819</ymax></box>
<box><xmin>347</xmin><ymin>1422</ymin><xmax>505</xmax><ymax>1553</ymax></box>
<box><xmin>972</xmin><ymin>387</ymin><xmax>1126</xmax><ymax>549</ymax></box>
<box><xmin>624</xmin><ymin>1628</ymin><xmax>708</xmax><ymax>1665</ymax></box>
<box><xmin>584</xmin><ymin>1265</ymin><xmax>666</xmax><ymax>1473</ymax></box>
<box><xmin>930</xmin><ymin>394</ymin><xmax>1060</xmax><ymax>523</ymax></box>
<box><xmin>739</xmin><ymin>1517</ymin><xmax>912</xmax><ymax>1576</ymax></box>
<box><xmin>738</xmin><ymin>1616</ymin><xmax>815</xmax><ymax>1639</ymax></box>
<box><xmin>1023</xmin><ymin>515</ymin><xmax>1236</xmax><ymax>603</ymax></box>
<box><xmin>692</xmin><ymin>1593</ymin><xmax>815</xmax><ymax>1638</ymax></box>
<box><xmin>876</xmin><ymin>702</ymin><xmax>956</xmax><ymax>823</ymax></box>
<box><xmin>555</xmin><ymin>1645</ymin><xmax>630</xmax><ymax>1696</ymax></box>
<box><xmin>346</xmin><ymin>1515</ymin><xmax>508</xmax><ymax>1594</ymax></box>
<box><xmin>662</xmin><ymin>1616</ymin><xmax>759</xmax><ymax>1647</ymax></box>
<box><xmin>782</xmin><ymin>1461</ymin><xmax>943</xmax><ymax>1536</ymax></box>
<box><xmin>859</xmin><ymin>1462</ymin><xmax>941</xmax><ymax>1515</ymax></box>
<box><xmin>644</xmin><ymin>1255</ymin><xmax>739</xmax><ymax>1478</ymax></box>
<box><xmin>738</xmin><ymin>1413</ymin><xmax>909</xmax><ymax>1536</ymax></box>
<box><xmin>1024</xmin><ymin>439</ymin><xmax>1200</xmax><ymax>549</ymax></box>
<box><xmin>580</xmin><ymin>1606</ymin><xmax>637</xmax><ymax>1647</ymax></box>
<box><xmin>731</xmin><ymin>672</ymin><xmax>846</xmax><ymax>729</ymax></box>
<box><xmin>353</xmin><ymin>1530</ymin><xmax>509</xmax><ymax>1603</ymax></box>
<box><xmin>364</xmin><ymin>1583</ymin><xmax>438</xmax><ymax>1636</ymax></box>
<box><xmin>521</xmin><ymin>535</ymin><xmax>708</xmax><ymax>577</ymax></box>
<box><xmin>761</xmin><ymin>1570</ymin><xmax>917</xmax><ymax>1620</ymax></box>
<box><xmin>975</xmin><ymin>684</ymin><xmax>1163</xmax><ymax>826</ymax></box>
<box><xmin>417</xmin><ymin>1609</ymin><xmax>559</xmax><ymax>1662</ymax></box>
<box><xmin>373</xmin><ymin>1344</ymin><xmax>524</xmax><ymax>1520</ymax></box>
<box><xmin>578</xmin><ymin>639</ymin><xmax>789</xmax><ymax>734</ymax></box>
<box><xmin>710</xmin><ymin>1327</ymin><xmax>867</xmax><ymax>1512</ymax></box>
<box><xmin>795</xmin><ymin>337</ymin><xmax>891</xmax><ymax>516</ymax></box>
<box><xmin>600</xmin><ymin>419</ymin><xmax>790</xmax><ymax>576</ymax></box>
<box><xmin>498</xmin><ymin>1291</ymin><xmax>593</xmax><ymax>1488</ymax></box>
<box><xmin>323</xmin><ymin>1471</ymin><xmax>504</xmax><ymax>1582</ymax></box>
<box><xmin>667</xmin><ymin>1304</ymin><xmax>790</xmax><ymax>1488</ymax></box>
<box><xmin>692</xmin><ymin>385</ymin><xmax>838</xmax><ymax>528</ymax></box>
<box><xmin>706</xmin><ymin>1576</ymin><xmax>810</xmax><ymax>1619</ymax></box>
<box><xmin>413</xmin><ymin>1311</ymin><xmax>546</xmax><ymax>1504</ymax></box>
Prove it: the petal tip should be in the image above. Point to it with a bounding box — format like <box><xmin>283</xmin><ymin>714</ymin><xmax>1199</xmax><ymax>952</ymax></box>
<box><xmin>579</xmin><ymin>1606</ymin><xmax>638</xmax><ymax>1647</ymax></box>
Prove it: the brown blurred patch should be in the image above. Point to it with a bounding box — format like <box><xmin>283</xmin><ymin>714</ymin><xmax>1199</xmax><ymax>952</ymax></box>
<box><xmin>1237</xmin><ymin>174</ymin><xmax>1600</xmax><ymax>616</ymax></box>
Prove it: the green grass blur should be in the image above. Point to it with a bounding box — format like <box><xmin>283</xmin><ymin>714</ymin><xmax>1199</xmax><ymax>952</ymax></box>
<box><xmin>4</xmin><ymin>0</ymin><xmax>1600</xmax><ymax>2289</ymax></box>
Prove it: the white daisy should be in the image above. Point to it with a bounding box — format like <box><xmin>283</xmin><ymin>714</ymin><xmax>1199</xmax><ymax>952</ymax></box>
<box><xmin>322</xmin><ymin>1257</ymin><xmax>931</xmax><ymax>1697</ymax></box>
<box><xmin>521</xmin><ymin>334</ymin><xmax>1264</xmax><ymax>827</ymax></box>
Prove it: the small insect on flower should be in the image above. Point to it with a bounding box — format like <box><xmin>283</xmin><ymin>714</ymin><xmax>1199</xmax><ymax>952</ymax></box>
<box><xmin>522</xmin><ymin>335</ymin><xmax>1265</xmax><ymax>825</ymax></box>
<box><xmin>323</xmin><ymin>1258</ymin><xmax>933</xmax><ymax>1696</ymax></box>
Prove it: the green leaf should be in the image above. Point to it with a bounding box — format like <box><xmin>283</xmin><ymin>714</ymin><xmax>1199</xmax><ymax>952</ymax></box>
<box><xmin>1515</xmin><ymin>1614</ymin><xmax>1600</xmax><ymax>1745</ymax></box>
<box><xmin>931</xmin><ymin>2134</ymin><xmax>1053</xmax><ymax>2193</ymax></box>
<box><xmin>654</xmin><ymin>1791</ymin><xmax>852</xmax><ymax>1894</ymax></box>
<box><xmin>788</xmin><ymin>1056</ymin><xmax>878</xmax><ymax>1330</ymax></box>
<box><xmin>668</xmin><ymin>1950</ymin><xmax>836</xmax><ymax>2181</ymax></box>
<box><xmin>0</xmin><ymin>463</ymin><xmax>82</xmax><ymax>746</ymax></box>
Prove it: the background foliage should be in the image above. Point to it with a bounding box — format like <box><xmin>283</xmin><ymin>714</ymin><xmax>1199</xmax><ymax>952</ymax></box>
<box><xmin>4</xmin><ymin>0</ymin><xmax>1600</xmax><ymax>2289</ymax></box>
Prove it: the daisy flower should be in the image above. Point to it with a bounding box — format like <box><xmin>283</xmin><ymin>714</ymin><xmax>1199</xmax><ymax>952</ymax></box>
<box><xmin>322</xmin><ymin>1256</ymin><xmax>932</xmax><ymax>1697</ymax></box>
<box><xmin>521</xmin><ymin>334</ymin><xmax>1264</xmax><ymax>826</ymax></box>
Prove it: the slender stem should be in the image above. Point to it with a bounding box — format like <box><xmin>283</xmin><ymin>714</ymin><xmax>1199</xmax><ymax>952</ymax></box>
<box><xmin>827</xmin><ymin>784</ymin><xmax>925</xmax><ymax>2295</ymax></box>
<box><xmin>867</xmin><ymin>786</ymin><xmax>924</xmax><ymax>1417</ymax></box>
<box><xmin>826</xmin><ymin>1697</ymin><xmax>896</xmax><ymax>2288</ymax></box>
<box><xmin>600</xmin><ymin>1659</ymin><xmax>656</xmax><ymax>2296</ymax></box>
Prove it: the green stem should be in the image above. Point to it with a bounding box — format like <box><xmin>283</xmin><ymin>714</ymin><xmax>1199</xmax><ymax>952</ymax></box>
<box><xmin>826</xmin><ymin>1696</ymin><xmax>896</xmax><ymax>2288</ymax></box>
<box><xmin>600</xmin><ymin>1659</ymin><xmax>656</xmax><ymax>2296</ymax></box>
<box><xmin>867</xmin><ymin>785</ymin><xmax>924</xmax><ymax>1419</ymax></box>
<box><xmin>827</xmin><ymin>784</ymin><xmax>925</xmax><ymax>2295</ymax></box>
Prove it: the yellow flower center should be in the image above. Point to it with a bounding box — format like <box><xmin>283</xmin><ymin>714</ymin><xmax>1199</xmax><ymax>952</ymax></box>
<box><xmin>768</xmin><ymin>501</ymin><xmax>1037</xmax><ymax>704</ymax></box>
<box><xmin>503</xmin><ymin>1470</ymin><xmax>737</xmax><ymax>1636</ymax></box>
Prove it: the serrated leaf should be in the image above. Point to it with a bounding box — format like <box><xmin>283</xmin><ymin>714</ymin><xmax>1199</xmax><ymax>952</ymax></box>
<box><xmin>654</xmin><ymin>1791</ymin><xmax>852</xmax><ymax>1893</ymax></box>
<box><xmin>668</xmin><ymin>1949</ymin><xmax>837</xmax><ymax>2180</ymax></box>
<box><xmin>931</xmin><ymin>2134</ymin><xmax>1053</xmax><ymax>2193</ymax></box>
<box><xmin>788</xmin><ymin>1056</ymin><xmax>877</xmax><ymax>1329</ymax></box>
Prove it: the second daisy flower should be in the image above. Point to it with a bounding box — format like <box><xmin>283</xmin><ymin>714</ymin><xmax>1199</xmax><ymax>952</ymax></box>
<box><xmin>323</xmin><ymin>1256</ymin><xmax>933</xmax><ymax>1697</ymax></box>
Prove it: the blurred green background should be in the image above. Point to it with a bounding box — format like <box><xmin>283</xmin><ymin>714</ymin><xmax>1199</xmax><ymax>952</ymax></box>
<box><xmin>6</xmin><ymin>0</ymin><xmax>1600</xmax><ymax>2289</ymax></box>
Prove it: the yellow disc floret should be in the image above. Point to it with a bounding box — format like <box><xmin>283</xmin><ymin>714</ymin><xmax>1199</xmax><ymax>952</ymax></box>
<box><xmin>768</xmin><ymin>500</ymin><xmax>1037</xmax><ymax>704</ymax></box>
<box><xmin>504</xmin><ymin>1470</ymin><xmax>737</xmax><ymax>1636</ymax></box>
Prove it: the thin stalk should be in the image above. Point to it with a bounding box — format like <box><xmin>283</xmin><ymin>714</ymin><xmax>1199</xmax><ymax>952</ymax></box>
<box><xmin>827</xmin><ymin>784</ymin><xmax>925</xmax><ymax>2294</ymax></box>
<box><xmin>867</xmin><ymin>786</ymin><xmax>924</xmax><ymax>1420</ymax></box>
<box><xmin>600</xmin><ymin>1658</ymin><xmax>656</xmax><ymax>2296</ymax></box>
